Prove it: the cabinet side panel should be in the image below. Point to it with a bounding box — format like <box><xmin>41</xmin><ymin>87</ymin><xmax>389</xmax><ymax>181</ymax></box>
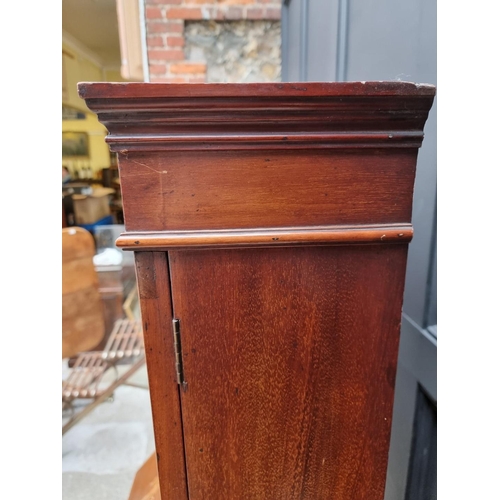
<box><xmin>170</xmin><ymin>246</ymin><xmax>407</xmax><ymax>500</ymax></box>
<box><xmin>134</xmin><ymin>251</ymin><xmax>188</xmax><ymax>500</ymax></box>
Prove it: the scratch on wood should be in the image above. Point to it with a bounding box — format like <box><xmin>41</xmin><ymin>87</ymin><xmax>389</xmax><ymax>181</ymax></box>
<box><xmin>125</xmin><ymin>157</ymin><xmax>168</xmax><ymax>221</ymax></box>
<box><xmin>160</xmin><ymin>171</ymin><xmax>166</xmax><ymax>223</ymax></box>
<box><xmin>128</xmin><ymin>157</ymin><xmax>168</xmax><ymax>175</ymax></box>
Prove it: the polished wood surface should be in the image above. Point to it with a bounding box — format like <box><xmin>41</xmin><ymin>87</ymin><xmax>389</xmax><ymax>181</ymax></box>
<box><xmin>78</xmin><ymin>80</ymin><xmax>436</xmax><ymax>99</ymax></box>
<box><xmin>116</xmin><ymin>223</ymin><xmax>413</xmax><ymax>251</ymax></box>
<box><xmin>78</xmin><ymin>81</ymin><xmax>434</xmax><ymax>153</ymax></box>
<box><xmin>135</xmin><ymin>252</ymin><xmax>188</xmax><ymax>500</ymax></box>
<box><xmin>170</xmin><ymin>245</ymin><xmax>407</xmax><ymax>499</ymax></box>
<box><xmin>78</xmin><ymin>81</ymin><xmax>436</xmax><ymax>499</ymax></box>
<box><xmin>115</xmin><ymin>149</ymin><xmax>417</xmax><ymax>233</ymax></box>
<box><xmin>62</xmin><ymin>228</ymin><xmax>105</xmax><ymax>359</ymax></box>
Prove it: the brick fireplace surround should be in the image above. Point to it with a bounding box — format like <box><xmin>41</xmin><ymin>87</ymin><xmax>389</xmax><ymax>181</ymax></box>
<box><xmin>145</xmin><ymin>0</ymin><xmax>282</xmax><ymax>83</ymax></box>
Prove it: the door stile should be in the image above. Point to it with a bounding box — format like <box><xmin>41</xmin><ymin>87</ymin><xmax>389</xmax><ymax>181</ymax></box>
<box><xmin>134</xmin><ymin>251</ymin><xmax>190</xmax><ymax>500</ymax></box>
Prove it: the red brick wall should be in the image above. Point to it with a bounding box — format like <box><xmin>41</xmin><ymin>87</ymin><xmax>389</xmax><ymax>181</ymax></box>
<box><xmin>145</xmin><ymin>0</ymin><xmax>282</xmax><ymax>82</ymax></box>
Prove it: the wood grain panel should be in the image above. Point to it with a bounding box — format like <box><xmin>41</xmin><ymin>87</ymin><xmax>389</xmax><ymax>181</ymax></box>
<box><xmin>119</xmin><ymin>149</ymin><xmax>417</xmax><ymax>232</ymax></box>
<box><xmin>134</xmin><ymin>252</ymin><xmax>188</xmax><ymax>500</ymax></box>
<box><xmin>169</xmin><ymin>245</ymin><xmax>407</xmax><ymax>500</ymax></box>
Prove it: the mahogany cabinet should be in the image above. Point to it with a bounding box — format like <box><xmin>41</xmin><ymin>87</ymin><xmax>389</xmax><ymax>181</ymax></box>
<box><xmin>79</xmin><ymin>81</ymin><xmax>435</xmax><ymax>500</ymax></box>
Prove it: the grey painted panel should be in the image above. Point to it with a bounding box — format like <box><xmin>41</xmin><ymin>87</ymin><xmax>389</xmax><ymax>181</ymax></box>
<box><xmin>346</xmin><ymin>0</ymin><xmax>420</xmax><ymax>81</ymax></box>
<box><xmin>404</xmin><ymin>389</ymin><xmax>437</xmax><ymax>500</ymax></box>
<box><xmin>399</xmin><ymin>314</ymin><xmax>437</xmax><ymax>403</ymax></box>
<box><xmin>385</xmin><ymin>316</ymin><xmax>437</xmax><ymax>500</ymax></box>
<box><xmin>335</xmin><ymin>0</ymin><xmax>348</xmax><ymax>81</ymax></box>
<box><xmin>403</xmin><ymin>0</ymin><xmax>437</xmax><ymax>326</ymax></box>
<box><xmin>306</xmin><ymin>0</ymin><xmax>338</xmax><ymax>81</ymax></box>
<box><xmin>299</xmin><ymin>0</ymin><xmax>308</xmax><ymax>80</ymax></box>
<box><xmin>416</xmin><ymin>0</ymin><xmax>437</xmax><ymax>81</ymax></box>
<box><xmin>385</xmin><ymin>363</ymin><xmax>417</xmax><ymax>500</ymax></box>
<box><xmin>283</xmin><ymin>0</ymin><xmax>302</xmax><ymax>82</ymax></box>
<box><xmin>281</xmin><ymin>1</ymin><xmax>289</xmax><ymax>82</ymax></box>
<box><xmin>426</xmin><ymin>208</ymin><xmax>437</xmax><ymax>329</ymax></box>
<box><xmin>404</xmin><ymin>105</ymin><xmax>436</xmax><ymax>326</ymax></box>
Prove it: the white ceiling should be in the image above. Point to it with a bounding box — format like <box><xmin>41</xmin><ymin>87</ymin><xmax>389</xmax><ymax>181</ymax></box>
<box><xmin>62</xmin><ymin>0</ymin><xmax>121</xmax><ymax>67</ymax></box>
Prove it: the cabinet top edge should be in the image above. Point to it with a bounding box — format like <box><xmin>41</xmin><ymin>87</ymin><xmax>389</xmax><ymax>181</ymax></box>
<box><xmin>78</xmin><ymin>81</ymin><xmax>436</xmax><ymax>100</ymax></box>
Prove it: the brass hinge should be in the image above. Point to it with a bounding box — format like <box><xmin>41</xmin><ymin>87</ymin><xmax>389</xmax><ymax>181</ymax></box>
<box><xmin>172</xmin><ymin>319</ymin><xmax>187</xmax><ymax>391</ymax></box>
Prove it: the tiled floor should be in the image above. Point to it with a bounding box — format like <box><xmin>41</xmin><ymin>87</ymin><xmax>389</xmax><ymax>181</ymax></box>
<box><xmin>62</xmin><ymin>362</ymin><xmax>155</xmax><ymax>500</ymax></box>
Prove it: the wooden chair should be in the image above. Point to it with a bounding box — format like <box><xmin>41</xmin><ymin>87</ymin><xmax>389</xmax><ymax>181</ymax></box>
<box><xmin>62</xmin><ymin>227</ymin><xmax>145</xmax><ymax>434</ymax></box>
<box><xmin>62</xmin><ymin>227</ymin><xmax>105</xmax><ymax>359</ymax></box>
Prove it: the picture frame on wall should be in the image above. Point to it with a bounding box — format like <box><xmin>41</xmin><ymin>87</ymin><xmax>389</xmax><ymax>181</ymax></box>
<box><xmin>62</xmin><ymin>131</ymin><xmax>89</xmax><ymax>157</ymax></box>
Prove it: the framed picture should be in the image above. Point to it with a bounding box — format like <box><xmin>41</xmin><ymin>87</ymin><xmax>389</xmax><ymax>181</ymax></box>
<box><xmin>62</xmin><ymin>105</ymin><xmax>86</xmax><ymax>120</ymax></box>
<box><xmin>62</xmin><ymin>132</ymin><xmax>89</xmax><ymax>157</ymax></box>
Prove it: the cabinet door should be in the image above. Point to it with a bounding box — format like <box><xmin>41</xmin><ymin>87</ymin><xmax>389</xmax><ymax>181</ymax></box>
<box><xmin>169</xmin><ymin>245</ymin><xmax>408</xmax><ymax>500</ymax></box>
